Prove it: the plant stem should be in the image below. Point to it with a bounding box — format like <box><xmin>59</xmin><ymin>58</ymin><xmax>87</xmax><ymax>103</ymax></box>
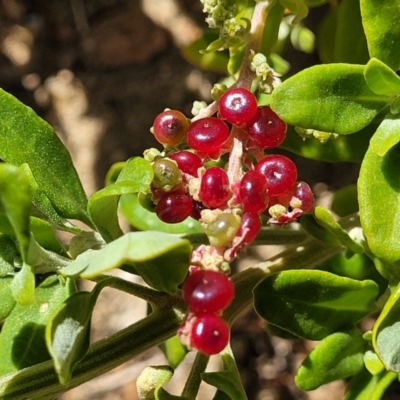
<box><xmin>236</xmin><ymin>1</ymin><xmax>271</xmax><ymax>89</ymax></box>
<box><xmin>0</xmin><ymin>308</ymin><xmax>182</xmax><ymax>399</ymax></box>
<box><xmin>181</xmin><ymin>352</ymin><xmax>209</xmax><ymax>399</ymax></box>
<box><xmin>92</xmin><ymin>275</ymin><xmax>170</xmax><ymax>305</ymax></box>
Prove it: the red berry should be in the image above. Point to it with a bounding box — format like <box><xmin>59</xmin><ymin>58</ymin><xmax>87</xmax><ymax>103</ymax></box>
<box><xmin>155</xmin><ymin>192</ymin><xmax>193</xmax><ymax>223</ymax></box>
<box><xmin>191</xmin><ymin>314</ymin><xmax>230</xmax><ymax>355</ymax></box>
<box><xmin>152</xmin><ymin>110</ymin><xmax>189</xmax><ymax>146</ymax></box>
<box><xmin>219</xmin><ymin>88</ymin><xmax>258</xmax><ymax>126</ymax></box>
<box><xmin>256</xmin><ymin>155</ymin><xmax>297</xmax><ymax>196</ymax></box>
<box><xmin>237</xmin><ymin>212</ymin><xmax>261</xmax><ymax>245</ymax></box>
<box><xmin>239</xmin><ymin>170</ymin><xmax>269</xmax><ymax>214</ymax></box>
<box><xmin>199</xmin><ymin>167</ymin><xmax>230</xmax><ymax>209</ymax></box>
<box><xmin>292</xmin><ymin>181</ymin><xmax>314</xmax><ymax>213</ymax></box>
<box><xmin>182</xmin><ymin>270</ymin><xmax>234</xmax><ymax>314</ymax></box>
<box><xmin>169</xmin><ymin>151</ymin><xmax>203</xmax><ymax>177</ymax></box>
<box><xmin>191</xmin><ymin>201</ymin><xmax>206</xmax><ymax>220</ymax></box>
<box><xmin>246</xmin><ymin>106</ymin><xmax>287</xmax><ymax>148</ymax></box>
<box><xmin>187</xmin><ymin>118</ymin><xmax>230</xmax><ymax>156</ymax></box>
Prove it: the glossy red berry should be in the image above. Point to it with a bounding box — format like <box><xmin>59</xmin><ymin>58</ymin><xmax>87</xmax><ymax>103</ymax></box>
<box><xmin>191</xmin><ymin>314</ymin><xmax>230</xmax><ymax>355</ymax></box>
<box><xmin>291</xmin><ymin>181</ymin><xmax>314</xmax><ymax>213</ymax></box>
<box><xmin>152</xmin><ymin>110</ymin><xmax>189</xmax><ymax>146</ymax></box>
<box><xmin>237</xmin><ymin>212</ymin><xmax>262</xmax><ymax>245</ymax></box>
<box><xmin>187</xmin><ymin>118</ymin><xmax>230</xmax><ymax>156</ymax></box>
<box><xmin>199</xmin><ymin>167</ymin><xmax>231</xmax><ymax>209</ymax></box>
<box><xmin>155</xmin><ymin>192</ymin><xmax>193</xmax><ymax>223</ymax></box>
<box><xmin>182</xmin><ymin>270</ymin><xmax>234</xmax><ymax>314</ymax></box>
<box><xmin>169</xmin><ymin>151</ymin><xmax>203</xmax><ymax>177</ymax></box>
<box><xmin>246</xmin><ymin>106</ymin><xmax>287</xmax><ymax>148</ymax></box>
<box><xmin>239</xmin><ymin>170</ymin><xmax>269</xmax><ymax>214</ymax></box>
<box><xmin>256</xmin><ymin>155</ymin><xmax>297</xmax><ymax>196</ymax></box>
<box><xmin>219</xmin><ymin>88</ymin><xmax>258</xmax><ymax>126</ymax></box>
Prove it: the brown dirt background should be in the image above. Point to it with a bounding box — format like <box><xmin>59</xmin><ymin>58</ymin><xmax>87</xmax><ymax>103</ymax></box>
<box><xmin>0</xmin><ymin>1</ymin><xmax>398</xmax><ymax>399</ymax></box>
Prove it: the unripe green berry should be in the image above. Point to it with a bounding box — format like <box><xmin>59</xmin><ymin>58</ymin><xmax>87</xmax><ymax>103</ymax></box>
<box><xmin>152</xmin><ymin>159</ymin><xmax>182</xmax><ymax>190</ymax></box>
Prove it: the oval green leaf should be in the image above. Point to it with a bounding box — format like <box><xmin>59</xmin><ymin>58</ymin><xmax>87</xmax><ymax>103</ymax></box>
<box><xmin>254</xmin><ymin>270</ymin><xmax>379</xmax><ymax>340</ymax></box>
<box><xmin>0</xmin><ymin>89</ymin><xmax>90</xmax><ymax>225</ymax></box>
<box><xmin>45</xmin><ymin>279</ymin><xmax>109</xmax><ymax>385</ymax></box>
<box><xmin>0</xmin><ymin>277</ymin><xmax>16</xmax><ymax>321</ymax></box>
<box><xmin>136</xmin><ymin>365</ymin><xmax>179</xmax><ymax>400</ymax></box>
<box><xmin>0</xmin><ymin>164</ymin><xmax>32</xmax><ymax>263</ymax></box>
<box><xmin>343</xmin><ymin>367</ymin><xmax>397</xmax><ymax>400</ymax></box>
<box><xmin>0</xmin><ymin>276</ymin><xmax>75</xmax><ymax>375</ymax></box>
<box><xmin>11</xmin><ymin>263</ymin><xmax>35</xmax><ymax>306</ymax></box>
<box><xmin>0</xmin><ymin>235</ymin><xmax>19</xmax><ymax>277</ymax></box>
<box><xmin>365</xmin><ymin>58</ymin><xmax>400</xmax><ymax>96</ymax></box>
<box><xmin>314</xmin><ymin>206</ymin><xmax>364</xmax><ymax>254</ymax></box>
<box><xmin>359</xmin><ymin>143</ymin><xmax>400</xmax><ymax>263</ymax></box>
<box><xmin>296</xmin><ymin>329</ymin><xmax>365</xmax><ymax>390</ymax></box>
<box><xmin>59</xmin><ymin>231</ymin><xmax>192</xmax><ymax>294</ymax></box>
<box><xmin>360</xmin><ymin>0</ymin><xmax>400</xmax><ymax>72</ymax></box>
<box><xmin>271</xmin><ymin>64</ymin><xmax>390</xmax><ymax>134</ymax></box>
<box><xmin>88</xmin><ymin>157</ymin><xmax>153</xmax><ymax>242</ymax></box>
<box><xmin>334</xmin><ymin>0</ymin><xmax>369</xmax><ymax>64</ymax></box>
<box><xmin>364</xmin><ymin>350</ymin><xmax>385</xmax><ymax>375</ymax></box>
<box><xmin>202</xmin><ymin>348</ymin><xmax>247</xmax><ymax>400</ymax></box>
<box><xmin>370</xmin><ymin>113</ymin><xmax>400</xmax><ymax>157</ymax></box>
<box><xmin>372</xmin><ymin>280</ymin><xmax>400</xmax><ymax>372</ymax></box>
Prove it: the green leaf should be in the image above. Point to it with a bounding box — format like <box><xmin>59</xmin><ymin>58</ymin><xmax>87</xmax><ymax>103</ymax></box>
<box><xmin>334</xmin><ymin>0</ymin><xmax>369</xmax><ymax>64</ymax></box>
<box><xmin>279</xmin><ymin>0</ymin><xmax>309</xmax><ymax>24</ymax></box>
<box><xmin>11</xmin><ymin>263</ymin><xmax>35</xmax><ymax>305</ymax></box>
<box><xmin>364</xmin><ymin>350</ymin><xmax>385</xmax><ymax>375</ymax></box>
<box><xmin>0</xmin><ymin>164</ymin><xmax>32</xmax><ymax>263</ymax></box>
<box><xmin>0</xmin><ymin>276</ymin><xmax>16</xmax><ymax>321</ymax></box>
<box><xmin>359</xmin><ymin>143</ymin><xmax>400</xmax><ymax>263</ymax></box>
<box><xmin>281</xmin><ymin>121</ymin><xmax>376</xmax><ymax>163</ymax></box>
<box><xmin>290</xmin><ymin>24</ymin><xmax>315</xmax><ymax>54</ymax></box>
<box><xmin>260</xmin><ymin>1</ymin><xmax>285</xmax><ymax>59</ymax></box>
<box><xmin>295</xmin><ymin>329</ymin><xmax>366</xmax><ymax>390</ymax></box>
<box><xmin>30</xmin><ymin>217</ymin><xmax>66</xmax><ymax>256</ymax></box>
<box><xmin>19</xmin><ymin>164</ymin><xmax>77</xmax><ymax>233</ymax></box>
<box><xmin>318</xmin><ymin>252</ymin><xmax>387</xmax><ymax>295</ymax></box>
<box><xmin>136</xmin><ymin>366</ymin><xmax>181</xmax><ymax>400</ymax></box>
<box><xmin>45</xmin><ymin>279</ymin><xmax>109</xmax><ymax>384</ymax></box>
<box><xmin>372</xmin><ymin>280</ymin><xmax>400</xmax><ymax>372</ymax></box>
<box><xmin>253</xmin><ymin>270</ymin><xmax>379</xmax><ymax>340</ymax></box>
<box><xmin>317</xmin><ymin>7</ymin><xmax>337</xmax><ymax>64</ymax></box>
<box><xmin>344</xmin><ymin>367</ymin><xmax>397</xmax><ymax>400</ymax></box>
<box><xmin>360</xmin><ymin>0</ymin><xmax>400</xmax><ymax>71</ymax></box>
<box><xmin>370</xmin><ymin>113</ymin><xmax>400</xmax><ymax>157</ymax></box>
<box><xmin>0</xmin><ymin>276</ymin><xmax>74</xmax><ymax>375</ymax></box>
<box><xmin>365</xmin><ymin>58</ymin><xmax>400</xmax><ymax>96</ymax></box>
<box><xmin>202</xmin><ymin>347</ymin><xmax>247</xmax><ymax>400</ymax></box>
<box><xmin>88</xmin><ymin>157</ymin><xmax>153</xmax><ymax>242</ymax></box>
<box><xmin>182</xmin><ymin>31</ymin><xmax>229</xmax><ymax>73</ymax></box>
<box><xmin>59</xmin><ymin>232</ymin><xmax>192</xmax><ymax>294</ymax></box>
<box><xmin>314</xmin><ymin>206</ymin><xmax>364</xmax><ymax>254</ymax></box>
<box><xmin>331</xmin><ymin>184</ymin><xmax>358</xmax><ymax>217</ymax></box>
<box><xmin>119</xmin><ymin>194</ymin><xmax>202</xmax><ymax>235</ymax></box>
<box><xmin>300</xmin><ymin>214</ymin><xmax>342</xmax><ymax>246</ymax></box>
<box><xmin>271</xmin><ymin>64</ymin><xmax>390</xmax><ymax>134</ymax></box>
<box><xmin>0</xmin><ymin>234</ymin><xmax>19</xmax><ymax>277</ymax></box>
<box><xmin>0</xmin><ymin>89</ymin><xmax>90</xmax><ymax>225</ymax></box>
<box><xmin>160</xmin><ymin>336</ymin><xmax>187</xmax><ymax>369</ymax></box>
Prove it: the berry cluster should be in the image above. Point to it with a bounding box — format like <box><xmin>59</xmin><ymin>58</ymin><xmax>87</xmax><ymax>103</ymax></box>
<box><xmin>180</xmin><ymin>270</ymin><xmax>234</xmax><ymax>355</ymax></box>
<box><xmin>148</xmin><ymin>87</ymin><xmax>315</xmax><ymax>356</ymax></box>
<box><xmin>150</xmin><ymin>87</ymin><xmax>314</xmax><ymax>251</ymax></box>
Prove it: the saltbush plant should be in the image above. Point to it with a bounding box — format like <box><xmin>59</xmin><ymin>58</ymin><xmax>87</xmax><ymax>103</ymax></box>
<box><xmin>0</xmin><ymin>0</ymin><xmax>400</xmax><ymax>398</ymax></box>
